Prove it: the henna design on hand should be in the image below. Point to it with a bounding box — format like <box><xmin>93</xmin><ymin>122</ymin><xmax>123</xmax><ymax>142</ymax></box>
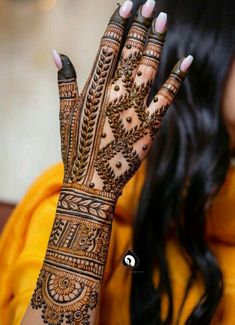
<box><xmin>30</xmin><ymin>3</ymin><xmax>191</xmax><ymax>324</ymax></box>
<box><xmin>55</xmin><ymin>6</ymin><xmax>187</xmax><ymax>200</ymax></box>
<box><xmin>31</xmin><ymin>189</ymin><xmax>114</xmax><ymax>324</ymax></box>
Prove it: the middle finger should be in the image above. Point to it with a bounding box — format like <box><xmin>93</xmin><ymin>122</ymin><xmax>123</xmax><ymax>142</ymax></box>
<box><xmin>112</xmin><ymin>0</ymin><xmax>156</xmax><ymax>92</ymax></box>
<box><xmin>131</xmin><ymin>12</ymin><xmax>167</xmax><ymax>111</ymax></box>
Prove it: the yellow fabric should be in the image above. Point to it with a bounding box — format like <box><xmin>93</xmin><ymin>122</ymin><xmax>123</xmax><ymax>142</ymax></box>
<box><xmin>0</xmin><ymin>163</ymin><xmax>235</xmax><ymax>324</ymax></box>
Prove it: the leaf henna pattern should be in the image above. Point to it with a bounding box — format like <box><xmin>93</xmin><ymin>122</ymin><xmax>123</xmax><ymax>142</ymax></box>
<box><xmin>31</xmin><ymin>189</ymin><xmax>113</xmax><ymax>324</ymax></box>
<box><xmin>59</xmin><ymin>10</ymin><xmax>175</xmax><ymax>199</ymax></box>
<box><xmin>71</xmin><ymin>48</ymin><xmax>114</xmax><ymax>184</ymax></box>
<box><xmin>30</xmin><ymin>4</ymin><xmax>189</xmax><ymax>325</ymax></box>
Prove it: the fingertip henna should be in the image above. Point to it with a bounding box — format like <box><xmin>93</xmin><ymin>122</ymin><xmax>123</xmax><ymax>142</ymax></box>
<box><xmin>30</xmin><ymin>2</ymin><xmax>178</xmax><ymax>324</ymax></box>
<box><xmin>139</xmin><ymin>18</ymin><xmax>167</xmax><ymax>71</ymax></box>
<box><xmin>152</xmin><ymin>16</ymin><xmax>167</xmax><ymax>41</ymax></box>
<box><xmin>100</xmin><ymin>9</ymin><xmax>127</xmax><ymax>55</ymax></box>
<box><xmin>113</xmin><ymin>2</ymin><xmax>156</xmax><ymax>88</ymax></box>
<box><xmin>109</xmin><ymin>3</ymin><xmax>130</xmax><ymax>27</ymax></box>
<box><xmin>134</xmin><ymin>4</ymin><xmax>154</xmax><ymax>29</ymax></box>
<box><xmin>58</xmin><ymin>54</ymin><xmax>79</xmax><ymax>173</ymax></box>
<box><xmin>171</xmin><ymin>57</ymin><xmax>192</xmax><ymax>80</ymax></box>
<box><xmin>58</xmin><ymin>54</ymin><xmax>77</xmax><ymax>81</ymax></box>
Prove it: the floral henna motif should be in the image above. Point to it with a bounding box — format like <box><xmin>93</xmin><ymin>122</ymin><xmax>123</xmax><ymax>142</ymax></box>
<box><xmin>32</xmin><ymin>267</ymin><xmax>98</xmax><ymax>325</ymax></box>
<box><xmin>113</xmin><ymin>51</ymin><xmax>142</xmax><ymax>90</ymax></box>
<box><xmin>56</xmin><ymin>12</ymin><xmax>185</xmax><ymax>200</ymax></box>
<box><xmin>31</xmin><ymin>188</ymin><xmax>113</xmax><ymax>324</ymax></box>
<box><xmin>30</xmin><ymin>3</ymin><xmax>189</xmax><ymax>324</ymax></box>
<box><xmin>31</xmin><ymin>7</ymin><xmax>125</xmax><ymax>324</ymax></box>
<box><xmin>59</xmin><ymin>8</ymin><xmax>170</xmax><ymax>199</ymax></box>
<box><xmin>113</xmin><ymin>7</ymin><xmax>152</xmax><ymax>89</ymax></box>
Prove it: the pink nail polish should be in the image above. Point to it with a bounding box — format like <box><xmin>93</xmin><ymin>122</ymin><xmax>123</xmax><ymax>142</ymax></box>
<box><xmin>155</xmin><ymin>12</ymin><xmax>167</xmax><ymax>33</ymax></box>
<box><xmin>180</xmin><ymin>55</ymin><xmax>194</xmax><ymax>72</ymax></box>
<box><xmin>142</xmin><ymin>0</ymin><xmax>156</xmax><ymax>18</ymax></box>
<box><xmin>119</xmin><ymin>0</ymin><xmax>133</xmax><ymax>18</ymax></box>
<box><xmin>52</xmin><ymin>50</ymin><xmax>63</xmax><ymax>70</ymax></box>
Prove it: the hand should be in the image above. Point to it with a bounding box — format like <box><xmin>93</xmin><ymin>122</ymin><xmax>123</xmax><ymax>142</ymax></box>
<box><xmin>53</xmin><ymin>0</ymin><xmax>192</xmax><ymax>202</ymax></box>
<box><xmin>25</xmin><ymin>2</ymin><xmax>194</xmax><ymax>324</ymax></box>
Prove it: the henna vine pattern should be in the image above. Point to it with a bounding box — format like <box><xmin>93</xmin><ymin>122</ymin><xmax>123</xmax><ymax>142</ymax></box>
<box><xmin>56</xmin><ymin>7</ymin><xmax>186</xmax><ymax>200</ymax></box>
<box><xmin>30</xmin><ymin>4</ymin><xmax>188</xmax><ymax>325</ymax></box>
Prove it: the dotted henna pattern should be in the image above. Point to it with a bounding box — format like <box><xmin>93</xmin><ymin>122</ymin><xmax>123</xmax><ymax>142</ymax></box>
<box><xmin>31</xmin><ymin>188</ymin><xmax>113</xmax><ymax>324</ymax></box>
<box><xmin>31</xmin><ymin>4</ymin><xmax>188</xmax><ymax>324</ymax></box>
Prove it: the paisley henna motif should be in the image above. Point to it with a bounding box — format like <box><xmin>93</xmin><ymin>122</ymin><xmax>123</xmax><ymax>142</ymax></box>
<box><xmin>30</xmin><ymin>4</ymin><xmax>189</xmax><ymax>324</ymax></box>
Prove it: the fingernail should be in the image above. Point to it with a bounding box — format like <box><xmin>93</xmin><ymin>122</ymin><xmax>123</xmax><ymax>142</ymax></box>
<box><xmin>142</xmin><ymin>0</ymin><xmax>156</xmax><ymax>18</ymax></box>
<box><xmin>52</xmin><ymin>50</ymin><xmax>63</xmax><ymax>70</ymax></box>
<box><xmin>155</xmin><ymin>12</ymin><xmax>167</xmax><ymax>33</ymax></box>
<box><xmin>119</xmin><ymin>0</ymin><xmax>133</xmax><ymax>18</ymax></box>
<box><xmin>180</xmin><ymin>55</ymin><xmax>194</xmax><ymax>72</ymax></box>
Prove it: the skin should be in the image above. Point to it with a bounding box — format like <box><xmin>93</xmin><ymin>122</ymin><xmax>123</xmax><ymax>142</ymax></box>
<box><xmin>21</xmin><ymin>1</ymin><xmax>193</xmax><ymax>324</ymax></box>
<box><xmin>223</xmin><ymin>57</ymin><xmax>235</xmax><ymax>152</ymax></box>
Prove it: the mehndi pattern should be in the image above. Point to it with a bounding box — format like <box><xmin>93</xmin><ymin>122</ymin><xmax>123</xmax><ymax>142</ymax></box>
<box><xmin>31</xmin><ymin>4</ymin><xmax>188</xmax><ymax>324</ymax></box>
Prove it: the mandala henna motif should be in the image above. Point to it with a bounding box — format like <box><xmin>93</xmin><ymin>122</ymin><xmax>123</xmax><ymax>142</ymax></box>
<box><xmin>30</xmin><ymin>4</ymin><xmax>189</xmax><ymax>325</ymax></box>
<box><xmin>32</xmin><ymin>267</ymin><xmax>98</xmax><ymax>324</ymax></box>
<box><xmin>32</xmin><ymin>189</ymin><xmax>113</xmax><ymax>324</ymax></box>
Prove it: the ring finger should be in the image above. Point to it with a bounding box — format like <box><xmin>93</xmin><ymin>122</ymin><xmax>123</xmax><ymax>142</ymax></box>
<box><xmin>130</xmin><ymin>12</ymin><xmax>167</xmax><ymax>123</ymax></box>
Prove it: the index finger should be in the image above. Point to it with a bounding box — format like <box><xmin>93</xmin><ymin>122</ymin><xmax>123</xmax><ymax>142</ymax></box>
<box><xmin>100</xmin><ymin>1</ymin><xmax>133</xmax><ymax>52</ymax></box>
<box><xmin>84</xmin><ymin>1</ymin><xmax>133</xmax><ymax>89</ymax></box>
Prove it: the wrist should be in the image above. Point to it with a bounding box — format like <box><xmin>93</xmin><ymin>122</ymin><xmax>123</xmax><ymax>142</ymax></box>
<box><xmin>58</xmin><ymin>183</ymin><xmax>116</xmax><ymax>222</ymax></box>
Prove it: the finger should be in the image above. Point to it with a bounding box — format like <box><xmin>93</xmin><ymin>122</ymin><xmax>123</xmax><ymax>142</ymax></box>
<box><xmin>52</xmin><ymin>51</ymin><xmax>79</xmax><ymax>100</ymax></box>
<box><xmin>134</xmin><ymin>12</ymin><xmax>167</xmax><ymax>88</ymax></box>
<box><xmin>130</xmin><ymin>12</ymin><xmax>167</xmax><ymax>122</ymax></box>
<box><xmin>55</xmin><ymin>52</ymin><xmax>79</xmax><ymax>116</ymax></box>
<box><xmin>86</xmin><ymin>0</ymin><xmax>133</xmax><ymax>88</ymax></box>
<box><xmin>101</xmin><ymin>0</ymin><xmax>133</xmax><ymax>51</ymax></box>
<box><xmin>69</xmin><ymin>2</ymin><xmax>133</xmax><ymax>184</ymax></box>
<box><xmin>147</xmin><ymin>55</ymin><xmax>194</xmax><ymax>138</ymax></box>
<box><xmin>52</xmin><ymin>51</ymin><xmax>79</xmax><ymax>168</ymax></box>
<box><xmin>112</xmin><ymin>0</ymin><xmax>156</xmax><ymax>91</ymax></box>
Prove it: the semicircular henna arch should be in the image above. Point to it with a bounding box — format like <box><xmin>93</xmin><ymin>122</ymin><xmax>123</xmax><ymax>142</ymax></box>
<box><xmin>30</xmin><ymin>3</ymin><xmax>186</xmax><ymax>324</ymax></box>
<box><xmin>31</xmin><ymin>188</ymin><xmax>113</xmax><ymax>324</ymax></box>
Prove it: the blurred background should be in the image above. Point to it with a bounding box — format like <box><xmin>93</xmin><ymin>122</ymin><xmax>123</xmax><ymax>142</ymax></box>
<box><xmin>0</xmin><ymin>0</ymin><xmax>117</xmax><ymax>228</ymax></box>
<box><xmin>0</xmin><ymin>0</ymin><xmax>117</xmax><ymax>200</ymax></box>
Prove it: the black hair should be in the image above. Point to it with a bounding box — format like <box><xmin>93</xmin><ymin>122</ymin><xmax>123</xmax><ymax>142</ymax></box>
<box><xmin>130</xmin><ymin>0</ymin><xmax>235</xmax><ymax>323</ymax></box>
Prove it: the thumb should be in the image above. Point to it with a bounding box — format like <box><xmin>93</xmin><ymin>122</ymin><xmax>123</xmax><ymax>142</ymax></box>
<box><xmin>52</xmin><ymin>50</ymin><xmax>79</xmax><ymax>98</ymax></box>
<box><xmin>52</xmin><ymin>50</ymin><xmax>77</xmax><ymax>80</ymax></box>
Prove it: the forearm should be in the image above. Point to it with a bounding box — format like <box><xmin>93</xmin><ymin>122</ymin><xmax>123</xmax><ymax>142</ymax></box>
<box><xmin>21</xmin><ymin>0</ymin><xmax>190</xmax><ymax>322</ymax></box>
<box><xmin>21</xmin><ymin>185</ymin><xmax>115</xmax><ymax>325</ymax></box>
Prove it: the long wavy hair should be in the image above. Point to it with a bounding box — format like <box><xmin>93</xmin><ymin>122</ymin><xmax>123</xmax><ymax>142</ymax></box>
<box><xmin>129</xmin><ymin>0</ymin><xmax>235</xmax><ymax>324</ymax></box>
